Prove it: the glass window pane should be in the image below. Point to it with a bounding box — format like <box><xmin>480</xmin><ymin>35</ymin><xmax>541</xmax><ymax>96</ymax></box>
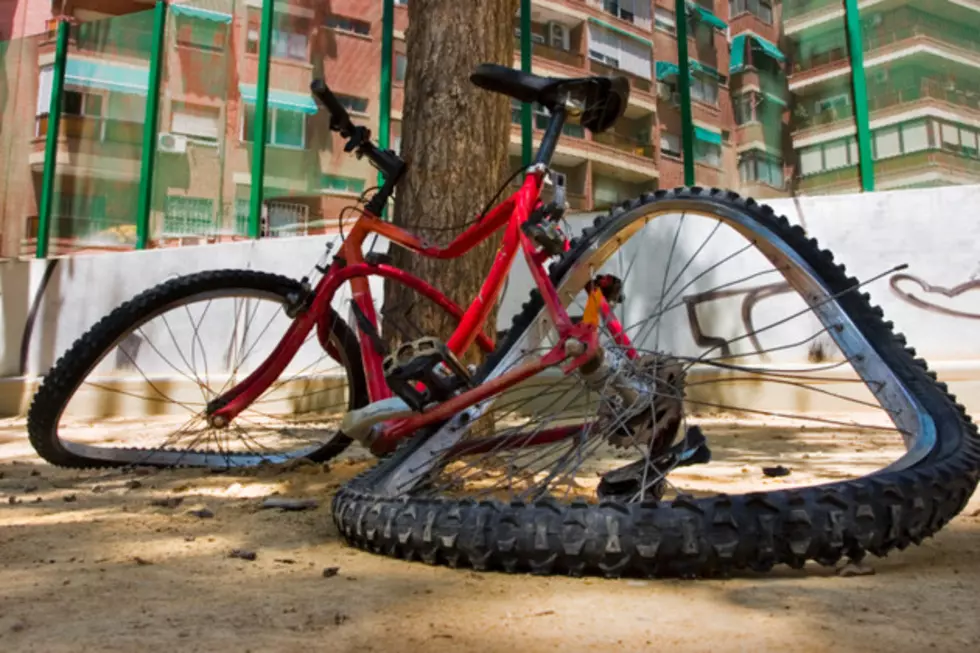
<box><xmin>874</xmin><ymin>126</ymin><xmax>901</xmax><ymax>160</ymax></box>
<box><xmin>799</xmin><ymin>147</ymin><xmax>823</xmax><ymax>176</ymax></box>
<box><xmin>274</xmin><ymin>110</ymin><xmax>304</xmax><ymax>148</ymax></box>
<box><xmin>902</xmin><ymin>120</ymin><xmax>929</xmax><ymax>153</ymax></box>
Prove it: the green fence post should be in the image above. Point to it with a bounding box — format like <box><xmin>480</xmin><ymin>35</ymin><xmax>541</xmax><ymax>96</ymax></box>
<box><xmin>675</xmin><ymin>0</ymin><xmax>695</xmax><ymax>186</ymax></box>
<box><xmin>36</xmin><ymin>20</ymin><xmax>70</xmax><ymax>259</ymax></box>
<box><xmin>378</xmin><ymin>0</ymin><xmax>394</xmax><ymax>217</ymax></box>
<box><xmin>135</xmin><ymin>1</ymin><xmax>167</xmax><ymax>250</ymax></box>
<box><xmin>520</xmin><ymin>0</ymin><xmax>532</xmax><ymax>167</ymax></box>
<box><xmin>248</xmin><ymin>0</ymin><xmax>276</xmax><ymax>238</ymax></box>
<box><xmin>844</xmin><ymin>0</ymin><xmax>874</xmax><ymax>192</ymax></box>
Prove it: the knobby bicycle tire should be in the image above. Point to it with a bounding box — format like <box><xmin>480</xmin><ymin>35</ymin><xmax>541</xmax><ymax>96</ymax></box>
<box><xmin>331</xmin><ymin>188</ymin><xmax>980</xmax><ymax>578</ymax></box>
<box><xmin>28</xmin><ymin>269</ymin><xmax>367</xmax><ymax>469</ymax></box>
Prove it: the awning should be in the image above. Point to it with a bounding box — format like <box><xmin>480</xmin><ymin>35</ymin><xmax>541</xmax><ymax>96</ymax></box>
<box><xmin>656</xmin><ymin>60</ymin><xmax>719</xmax><ymax>81</ymax></box>
<box><xmin>730</xmin><ymin>34</ymin><xmax>747</xmax><ymax>73</ymax></box>
<box><xmin>170</xmin><ymin>4</ymin><xmax>233</xmax><ymax>24</ymax></box>
<box><xmin>65</xmin><ymin>59</ymin><xmax>149</xmax><ymax>95</ymax></box>
<box><xmin>731</xmin><ymin>34</ymin><xmax>786</xmax><ymax>73</ymax></box>
<box><xmin>763</xmin><ymin>92</ymin><xmax>787</xmax><ymax>107</ymax></box>
<box><xmin>748</xmin><ymin>34</ymin><xmax>785</xmax><ymax>63</ymax></box>
<box><xmin>689</xmin><ymin>59</ymin><xmax>720</xmax><ymax>79</ymax></box>
<box><xmin>686</xmin><ymin>1</ymin><xmax>727</xmax><ymax>31</ymax></box>
<box><xmin>694</xmin><ymin>126</ymin><xmax>722</xmax><ymax>145</ymax></box>
<box><xmin>587</xmin><ymin>17</ymin><xmax>653</xmax><ymax>47</ymax></box>
<box><xmin>239</xmin><ymin>83</ymin><xmax>318</xmax><ymax>114</ymax></box>
<box><xmin>655</xmin><ymin>61</ymin><xmax>679</xmax><ymax>81</ymax></box>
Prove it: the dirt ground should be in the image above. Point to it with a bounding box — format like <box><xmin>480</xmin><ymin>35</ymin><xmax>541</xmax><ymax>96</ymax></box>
<box><xmin>2</xmin><ymin>416</ymin><xmax>979</xmax><ymax>653</ymax></box>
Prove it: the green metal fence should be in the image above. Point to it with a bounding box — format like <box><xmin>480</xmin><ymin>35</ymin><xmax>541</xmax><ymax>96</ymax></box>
<box><xmin>1</xmin><ymin>0</ymin><xmax>978</xmax><ymax>259</ymax></box>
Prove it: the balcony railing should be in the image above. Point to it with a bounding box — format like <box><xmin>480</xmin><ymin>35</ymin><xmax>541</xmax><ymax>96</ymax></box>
<box><xmin>792</xmin><ymin>19</ymin><xmax>980</xmax><ymax>74</ymax></box>
<box><xmin>797</xmin><ymin>149</ymin><xmax>980</xmax><ymax>190</ymax></box>
<box><xmin>794</xmin><ymin>80</ymin><xmax>980</xmax><ymax>131</ymax></box>
<box><xmin>510</xmin><ymin>108</ymin><xmax>587</xmax><ymax>138</ymax></box>
<box><xmin>782</xmin><ymin>0</ymin><xmax>838</xmax><ymax>21</ymax></box>
<box><xmin>516</xmin><ymin>39</ymin><xmax>586</xmax><ymax>69</ymax></box>
<box><xmin>36</xmin><ymin>115</ymin><xmax>144</xmax><ymax>146</ymax></box>
<box><xmin>588</xmin><ymin>58</ymin><xmax>653</xmax><ymax>93</ymax></box>
<box><xmin>593</xmin><ymin>130</ymin><xmax>655</xmax><ymax>159</ymax></box>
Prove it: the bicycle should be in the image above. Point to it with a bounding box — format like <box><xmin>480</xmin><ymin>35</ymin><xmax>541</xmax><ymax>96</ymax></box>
<box><xmin>27</xmin><ymin>64</ymin><xmax>980</xmax><ymax>577</ymax></box>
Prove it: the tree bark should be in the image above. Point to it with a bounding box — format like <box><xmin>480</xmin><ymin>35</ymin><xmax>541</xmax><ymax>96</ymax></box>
<box><xmin>383</xmin><ymin>0</ymin><xmax>519</xmax><ymax>363</ymax></box>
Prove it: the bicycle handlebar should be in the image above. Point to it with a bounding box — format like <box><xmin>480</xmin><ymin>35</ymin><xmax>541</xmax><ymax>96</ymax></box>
<box><xmin>310</xmin><ymin>79</ymin><xmax>356</xmax><ymax>137</ymax></box>
<box><xmin>310</xmin><ymin>78</ymin><xmax>407</xmax><ymax>215</ymax></box>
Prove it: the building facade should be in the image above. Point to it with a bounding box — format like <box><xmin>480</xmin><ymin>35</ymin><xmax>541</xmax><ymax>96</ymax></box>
<box><xmin>1</xmin><ymin>0</ymin><xmax>978</xmax><ymax>259</ymax></box>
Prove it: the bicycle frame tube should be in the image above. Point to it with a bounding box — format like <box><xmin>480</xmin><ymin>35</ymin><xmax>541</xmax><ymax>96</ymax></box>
<box><xmin>210</xmin><ymin>166</ymin><xmax>635</xmax><ymax>443</ymax></box>
<box><xmin>210</xmin><ymin>171</ymin><xmax>551</xmax><ymax>422</ymax></box>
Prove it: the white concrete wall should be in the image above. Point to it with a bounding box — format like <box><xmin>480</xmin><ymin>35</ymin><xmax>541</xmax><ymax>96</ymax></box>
<box><xmin>1</xmin><ymin>185</ymin><xmax>978</xmax><ymax>417</ymax></box>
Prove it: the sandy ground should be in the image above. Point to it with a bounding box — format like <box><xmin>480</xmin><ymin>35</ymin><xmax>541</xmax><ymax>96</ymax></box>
<box><xmin>1</xmin><ymin>416</ymin><xmax>979</xmax><ymax>653</ymax></box>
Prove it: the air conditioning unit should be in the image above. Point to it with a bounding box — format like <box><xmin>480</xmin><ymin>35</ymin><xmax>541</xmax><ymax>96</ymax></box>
<box><xmin>548</xmin><ymin>22</ymin><xmax>570</xmax><ymax>51</ymax></box>
<box><xmin>657</xmin><ymin>82</ymin><xmax>673</xmax><ymax>100</ymax></box>
<box><xmin>158</xmin><ymin>132</ymin><xmax>188</xmax><ymax>154</ymax></box>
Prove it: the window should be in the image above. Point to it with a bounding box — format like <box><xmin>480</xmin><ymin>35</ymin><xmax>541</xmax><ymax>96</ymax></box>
<box><xmin>796</xmin><ymin>136</ymin><xmax>859</xmax><ymax>177</ymax></box>
<box><xmin>690</xmin><ymin>75</ymin><xmax>719</xmax><ymax>105</ymax></box>
<box><xmin>242</xmin><ymin>105</ymin><xmax>306</xmax><ymax>148</ymax></box>
<box><xmin>695</xmin><ymin>140</ymin><xmax>721</xmax><ymax>167</ymax></box>
<box><xmin>738</xmin><ymin>152</ymin><xmax>783</xmax><ymax>188</ymax></box>
<box><xmin>267</xmin><ymin>200</ymin><xmax>309</xmax><ymax>237</ymax></box>
<box><xmin>322</xmin><ymin>174</ymin><xmax>366</xmax><ymax>194</ymax></box>
<box><xmin>175</xmin><ymin>15</ymin><xmax>226</xmax><ymax>51</ymax></box>
<box><xmin>938</xmin><ymin>121</ymin><xmax>980</xmax><ymax>158</ymax></box>
<box><xmin>601</xmin><ymin>0</ymin><xmax>650</xmax><ymax>26</ymax></box>
<box><xmin>395</xmin><ymin>0</ymin><xmax>408</xmax><ymax>5</ymax></box>
<box><xmin>395</xmin><ymin>54</ymin><xmax>407</xmax><ymax>82</ymax></box>
<box><xmin>874</xmin><ymin>125</ymin><xmax>901</xmax><ymax>160</ymax></box>
<box><xmin>588</xmin><ymin>24</ymin><xmax>652</xmax><ymax>79</ymax></box>
<box><xmin>734</xmin><ymin>93</ymin><xmax>755</xmax><ymax>124</ymax></box>
<box><xmin>325</xmin><ymin>14</ymin><xmax>370</xmax><ymax>36</ymax></box>
<box><xmin>654</xmin><ymin>7</ymin><xmax>675</xmax><ymax>33</ymax></box>
<box><xmin>247</xmin><ymin>14</ymin><xmax>309</xmax><ymax>61</ymax></box>
<box><xmin>171</xmin><ymin>102</ymin><xmax>221</xmax><ymax>141</ymax></box>
<box><xmin>337</xmin><ymin>94</ymin><xmax>369</xmax><ymax>115</ymax></box>
<box><xmin>163</xmin><ymin>196</ymin><xmax>215</xmax><ymax>235</ymax></box>
<box><xmin>661</xmin><ymin>132</ymin><xmax>681</xmax><ymax>157</ymax></box>
<box><xmin>901</xmin><ymin>120</ymin><xmax>929</xmax><ymax>153</ymax></box>
<box><xmin>63</xmin><ymin>90</ymin><xmax>103</xmax><ymax>119</ymax></box>
<box><xmin>729</xmin><ymin>0</ymin><xmax>773</xmax><ymax>24</ymax></box>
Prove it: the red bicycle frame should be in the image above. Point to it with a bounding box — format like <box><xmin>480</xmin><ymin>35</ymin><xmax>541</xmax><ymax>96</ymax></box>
<box><xmin>209</xmin><ymin>168</ymin><xmax>636</xmax><ymax>454</ymax></box>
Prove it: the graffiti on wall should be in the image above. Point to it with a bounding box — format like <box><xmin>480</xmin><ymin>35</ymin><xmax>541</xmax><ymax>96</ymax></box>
<box><xmin>889</xmin><ymin>273</ymin><xmax>980</xmax><ymax>320</ymax></box>
<box><xmin>682</xmin><ymin>281</ymin><xmax>793</xmax><ymax>358</ymax></box>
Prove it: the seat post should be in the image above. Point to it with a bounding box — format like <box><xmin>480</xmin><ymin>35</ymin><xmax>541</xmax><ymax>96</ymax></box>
<box><xmin>534</xmin><ymin>105</ymin><xmax>567</xmax><ymax>168</ymax></box>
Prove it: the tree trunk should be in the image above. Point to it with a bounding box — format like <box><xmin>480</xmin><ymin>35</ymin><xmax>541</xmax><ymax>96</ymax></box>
<box><xmin>383</xmin><ymin>0</ymin><xmax>519</xmax><ymax>364</ymax></box>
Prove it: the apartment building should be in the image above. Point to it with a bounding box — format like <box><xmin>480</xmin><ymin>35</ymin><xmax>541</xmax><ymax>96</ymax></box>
<box><xmin>4</xmin><ymin>0</ymin><xmax>979</xmax><ymax>257</ymax></box>
<box><xmin>785</xmin><ymin>0</ymin><xmax>980</xmax><ymax>193</ymax></box>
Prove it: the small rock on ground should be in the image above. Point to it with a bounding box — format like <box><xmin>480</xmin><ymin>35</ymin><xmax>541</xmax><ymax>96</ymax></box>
<box><xmin>151</xmin><ymin>497</ymin><xmax>183</xmax><ymax>509</ymax></box>
<box><xmin>322</xmin><ymin>567</ymin><xmax>340</xmax><ymax>578</ymax></box>
<box><xmin>762</xmin><ymin>465</ymin><xmax>792</xmax><ymax>478</ymax></box>
<box><xmin>186</xmin><ymin>505</ymin><xmax>214</xmax><ymax>519</ymax></box>
<box><xmin>229</xmin><ymin>549</ymin><xmax>257</xmax><ymax>561</ymax></box>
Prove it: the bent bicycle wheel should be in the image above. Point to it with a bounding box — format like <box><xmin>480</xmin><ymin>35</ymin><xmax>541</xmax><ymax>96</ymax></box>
<box><xmin>28</xmin><ymin>270</ymin><xmax>367</xmax><ymax>469</ymax></box>
<box><xmin>333</xmin><ymin>188</ymin><xmax>980</xmax><ymax>578</ymax></box>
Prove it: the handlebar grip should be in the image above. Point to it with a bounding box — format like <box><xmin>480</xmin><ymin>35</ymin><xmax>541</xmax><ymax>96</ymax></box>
<box><xmin>310</xmin><ymin>79</ymin><xmax>354</xmax><ymax>136</ymax></box>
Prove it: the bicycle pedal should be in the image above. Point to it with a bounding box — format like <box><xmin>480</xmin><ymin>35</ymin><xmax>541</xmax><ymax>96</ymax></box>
<box><xmin>383</xmin><ymin>337</ymin><xmax>472</xmax><ymax>412</ymax></box>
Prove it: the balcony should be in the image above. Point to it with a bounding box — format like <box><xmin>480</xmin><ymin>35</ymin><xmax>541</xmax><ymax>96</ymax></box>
<box><xmin>790</xmin><ymin>17</ymin><xmax>980</xmax><ymax>88</ymax></box>
<box><xmin>792</xmin><ymin>79</ymin><xmax>980</xmax><ymax>138</ymax></box>
<box><xmin>782</xmin><ymin>0</ymin><xmax>839</xmax><ymax>22</ymax></box>
<box><xmin>588</xmin><ymin>58</ymin><xmax>653</xmax><ymax>93</ymax></box>
<box><xmin>795</xmin><ymin>149</ymin><xmax>980</xmax><ymax>193</ymax></box>
<box><xmin>593</xmin><ymin>130</ymin><xmax>655</xmax><ymax>159</ymax></box>
<box><xmin>515</xmin><ymin>39</ymin><xmax>586</xmax><ymax>70</ymax></box>
<box><xmin>20</xmin><ymin>214</ymin><xmax>135</xmax><ymax>257</ymax></box>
